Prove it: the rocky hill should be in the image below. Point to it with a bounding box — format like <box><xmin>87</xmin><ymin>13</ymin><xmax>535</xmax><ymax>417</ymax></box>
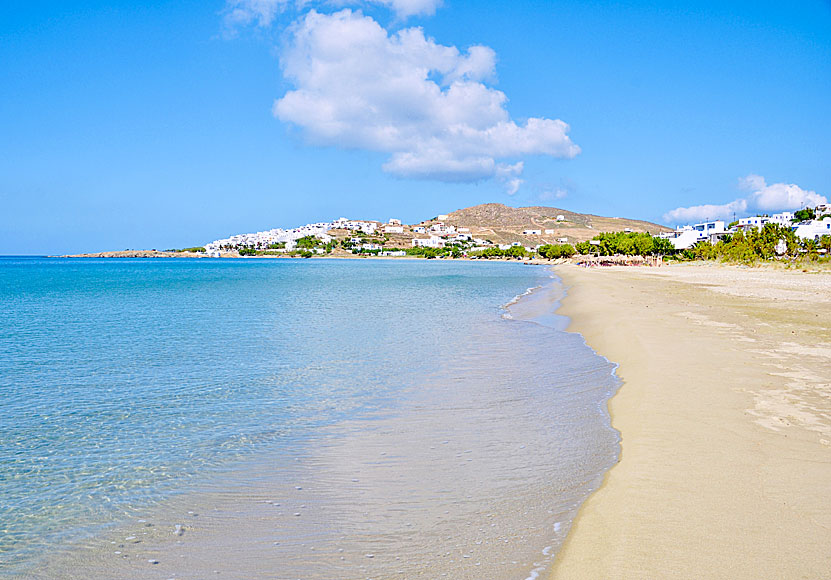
<box><xmin>417</xmin><ymin>203</ymin><xmax>670</xmax><ymax>245</ymax></box>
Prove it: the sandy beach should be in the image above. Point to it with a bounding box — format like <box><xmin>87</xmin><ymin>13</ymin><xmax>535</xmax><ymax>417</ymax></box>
<box><xmin>550</xmin><ymin>263</ymin><xmax>831</xmax><ymax>579</ymax></box>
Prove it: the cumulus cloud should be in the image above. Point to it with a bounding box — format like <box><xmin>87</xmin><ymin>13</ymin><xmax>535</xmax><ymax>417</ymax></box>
<box><xmin>539</xmin><ymin>187</ymin><xmax>569</xmax><ymax>201</ymax></box>
<box><xmin>225</xmin><ymin>0</ymin><xmax>290</xmax><ymax>27</ymax></box>
<box><xmin>274</xmin><ymin>9</ymin><xmax>579</xmax><ymax>192</ymax></box>
<box><xmin>225</xmin><ymin>0</ymin><xmax>441</xmax><ymax>26</ymax></box>
<box><xmin>741</xmin><ymin>174</ymin><xmax>827</xmax><ymax>211</ymax></box>
<box><xmin>663</xmin><ymin>199</ymin><xmax>748</xmax><ymax>224</ymax></box>
<box><xmin>663</xmin><ymin>174</ymin><xmax>827</xmax><ymax>224</ymax></box>
<box><xmin>368</xmin><ymin>0</ymin><xmax>442</xmax><ymax>18</ymax></box>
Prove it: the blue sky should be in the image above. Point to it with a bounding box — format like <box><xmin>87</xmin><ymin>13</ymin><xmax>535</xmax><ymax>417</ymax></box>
<box><xmin>1</xmin><ymin>0</ymin><xmax>829</xmax><ymax>254</ymax></box>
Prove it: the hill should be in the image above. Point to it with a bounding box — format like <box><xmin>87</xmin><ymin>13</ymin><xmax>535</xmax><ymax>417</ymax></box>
<box><xmin>417</xmin><ymin>203</ymin><xmax>671</xmax><ymax>245</ymax></box>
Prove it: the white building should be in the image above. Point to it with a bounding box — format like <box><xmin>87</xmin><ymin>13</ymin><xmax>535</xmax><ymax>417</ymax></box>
<box><xmin>412</xmin><ymin>226</ymin><xmax>426</xmax><ymax>234</ymax></box>
<box><xmin>557</xmin><ymin>237</ymin><xmax>569</xmax><ymax>243</ymax></box>
<box><xmin>793</xmin><ymin>217</ymin><xmax>831</xmax><ymax>240</ymax></box>
<box><xmin>523</xmin><ymin>229</ymin><xmax>542</xmax><ymax>235</ymax></box>
<box><xmin>661</xmin><ymin>221</ymin><xmax>727</xmax><ymax>250</ymax></box>
<box><xmin>556</xmin><ymin>215</ymin><xmax>566</xmax><ymax>222</ymax></box>
<box><xmin>769</xmin><ymin>212</ymin><xmax>795</xmax><ymax>226</ymax></box>
<box><xmin>429</xmin><ymin>223</ymin><xmax>456</xmax><ymax>236</ymax></box>
<box><xmin>388</xmin><ymin>218</ymin><xmax>402</xmax><ymax>225</ymax></box>
<box><xmin>737</xmin><ymin>216</ymin><xmax>768</xmax><ymax>230</ymax></box>
<box><xmin>737</xmin><ymin>212</ymin><xmax>794</xmax><ymax>231</ymax></box>
<box><xmin>437</xmin><ymin>214</ymin><xmax>449</xmax><ymax>220</ymax></box>
<box><xmin>384</xmin><ymin>225</ymin><xmax>404</xmax><ymax>234</ymax></box>
<box><xmin>412</xmin><ymin>236</ymin><xmax>445</xmax><ymax>248</ymax></box>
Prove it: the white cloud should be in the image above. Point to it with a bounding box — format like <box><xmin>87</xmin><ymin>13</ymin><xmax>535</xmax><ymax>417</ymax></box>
<box><xmin>495</xmin><ymin>162</ymin><xmax>524</xmax><ymax>196</ymax></box>
<box><xmin>225</xmin><ymin>0</ymin><xmax>441</xmax><ymax>26</ymax></box>
<box><xmin>741</xmin><ymin>174</ymin><xmax>827</xmax><ymax>211</ymax></box>
<box><xmin>274</xmin><ymin>9</ymin><xmax>579</xmax><ymax>193</ymax></box>
<box><xmin>539</xmin><ymin>187</ymin><xmax>568</xmax><ymax>201</ymax></box>
<box><xmin>663</xmin><ymin>199</ymin><xmax>748</xmax><ymax>224</ymax></box>
<box><xmin>738</xmin><ymin>173</ymin><xmax>765</xmax><ymax>193</ymax></box>
<box><xmin>369</xmin><ymin>0</ymin><xmax>442</xmax><ymax>18</ymax></box>
<box><xmin>664</xmin><ymin>174</ymin><xmax>826</xmax><ymax>224</ymax></box>
<box><xmin>224</xmin><ymin>0</ymin><xmax>290</xmax><ymax>27</ymax></box>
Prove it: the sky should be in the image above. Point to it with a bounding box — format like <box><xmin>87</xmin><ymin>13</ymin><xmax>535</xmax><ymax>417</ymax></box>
<box><xmin>1</xmin><ymin>0</ymin><xmax>829</xmax><ymax>254</ymax></box>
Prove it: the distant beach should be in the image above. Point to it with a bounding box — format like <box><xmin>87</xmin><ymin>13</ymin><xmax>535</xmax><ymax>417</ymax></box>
<box><xmin>550</xmin><ymin>263</ymin><xmax>831</xmax><ymax>578</ymax></box>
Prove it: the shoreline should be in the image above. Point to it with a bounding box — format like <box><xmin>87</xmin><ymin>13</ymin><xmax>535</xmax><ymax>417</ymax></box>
<box><xmin>17</xmin><ymin>261</ymin><xmax>617</xmax><ymax>580</ymax></box>
<box><xmin>549</xmin><ymin>263</ymin><xmax>831</xmax><ymax>578</ymax></box>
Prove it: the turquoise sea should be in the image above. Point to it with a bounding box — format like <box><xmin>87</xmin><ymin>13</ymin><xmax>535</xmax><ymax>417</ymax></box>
<box><xmin>0</xmin><ymin>257</ymin><xmax>619</xmax><ymax>579</ymax></box>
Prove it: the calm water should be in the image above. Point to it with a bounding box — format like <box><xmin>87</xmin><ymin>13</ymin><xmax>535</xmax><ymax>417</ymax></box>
<box><xmin>0</xmin><ymin>257</ymin><xmax>619</xmax><ymax>578</ymax></box>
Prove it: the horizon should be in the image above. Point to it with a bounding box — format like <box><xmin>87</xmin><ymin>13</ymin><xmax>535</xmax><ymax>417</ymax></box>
<box><xmin>2</xmin><ymin>1</ymin><xmax>829</xmax><ymax>255</ymax></box>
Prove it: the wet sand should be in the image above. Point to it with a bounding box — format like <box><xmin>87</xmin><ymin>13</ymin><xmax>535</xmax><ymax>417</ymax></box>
<box><xmin>550</xmin><ymin>263</ymin><xmax>831</xmax><ymax>579</ymax></box>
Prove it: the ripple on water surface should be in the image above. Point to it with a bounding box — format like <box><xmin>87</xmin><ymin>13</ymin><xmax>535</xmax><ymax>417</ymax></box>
<box><xmin>0</xmin><ymin>258</ymin><xmax>618</xmax><ymax>579</ymax></box>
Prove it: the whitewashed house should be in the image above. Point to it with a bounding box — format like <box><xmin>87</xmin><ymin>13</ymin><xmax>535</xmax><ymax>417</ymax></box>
<box><xmin>737</xmin><ymin>216</ymin><xmax>768</xmax><ymax>230</ymax></box>
<box><xmin>523</xmin><ymin>229</ymin><xmax>542</xmax><ymax>235</ymax></box>
<box><xmin>793</xmin><ymin>217</ymin><xmax>831</xmax><ymax>240</ymax></box>
<box><xmin>769</xmin><ymin>212</ymin><xmax>795</xmax><ymax>226</ymax></box>
<box><xmin>412</xmin><ymin>226</ymin><xmax>426</xmax><ymax>234</ymax></box>
<box><xmin>661</xmin><ymin>221</ymin><xmax>727</xmax><ymax>250</ymax></box>
<box><xmin>412</xmin><ymin>236</ymin><xmax>445</xmax><ymax>248</ymax></box>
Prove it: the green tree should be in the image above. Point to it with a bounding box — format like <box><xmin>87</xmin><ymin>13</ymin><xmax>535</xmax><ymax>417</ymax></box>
<box><xmin>538</xmin><ymin>244</ymin><xmax>575</xmax><ymax>259</ymax></box>
<box><xmin>296</xmin><ymin>236</ymin><xmax>322</xmax><ymax>249</ymax></box>
<box><xmin>793</xmin><ymin>208</ymin><xmax>815</xmax><ymax>221</ymax></box>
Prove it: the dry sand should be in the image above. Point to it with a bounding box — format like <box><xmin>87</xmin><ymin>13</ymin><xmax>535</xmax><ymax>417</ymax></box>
<box><xmin>549</xmin><ymin>262</ymin><xmax>831</xmax><ymax>579</ymax></box>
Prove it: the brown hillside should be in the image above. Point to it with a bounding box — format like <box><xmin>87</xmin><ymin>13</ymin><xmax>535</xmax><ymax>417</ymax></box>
<box><xmin>418</xmin><ymin>203</ymin><xmax>670</xmax><ymax>245</ymax></box>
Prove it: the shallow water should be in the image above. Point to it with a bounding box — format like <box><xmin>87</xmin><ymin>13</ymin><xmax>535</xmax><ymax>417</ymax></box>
<box><xmin>0</xmin><ymin>257</ymin><xmax>618</xmax><ymax>579</ymax></box>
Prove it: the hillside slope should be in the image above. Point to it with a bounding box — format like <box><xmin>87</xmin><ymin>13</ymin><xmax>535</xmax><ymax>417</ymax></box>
<box><xmin>418</xmin><ymin>203</ymin><xmax>670</xmax><ymax>245</ymax></box>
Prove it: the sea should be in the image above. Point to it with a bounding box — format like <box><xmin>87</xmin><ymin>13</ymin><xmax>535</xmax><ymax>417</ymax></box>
<box><xmin>0</xmin><ymin>257</ymin><xmax>619</xmax><ymax>579</ymax></box>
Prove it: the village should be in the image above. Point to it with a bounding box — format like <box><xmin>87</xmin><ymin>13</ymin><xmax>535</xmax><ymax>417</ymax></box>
<box><xmin>202</xmin><ymin>204</ymin><xmax>831</xmax><ymax>261</ymax></box>
<box><xmin>203</xmin><ymin>212</ymin><xmax>578</xmax><ymax>258</ymax></box>
<box><xmin>658</xmin><ymin>204</ymin><xmax>831</xmax><ymax>250</ymax></box>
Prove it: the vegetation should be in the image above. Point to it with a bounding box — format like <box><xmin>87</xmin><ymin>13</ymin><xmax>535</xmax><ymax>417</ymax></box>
<box><xmin>793</xmin><ymin>208</ymin><xmax>815</xmax><ymax>222</ymax></box>
<box><xmin>295</xmin><ymin>235</ymin><xmax>323</xmax><ymax>249</ymax></box>
<box><xmin>574</xmin><ymin>232</ymin><xmax>673</xmax><ymax>256</ymax></box>
<box><xmin>682</xmin><ymin>223</ymin><xmax>829</xmax><ymax>264</ymax></box>
<box><xmin>537</xmin><ymin>244</ymin><xmax>575</xmax><ymax>259</ymax></box>
<box><xmin>468</xmin><ymin>245</ymin><xmax>530</xmax><ymax>259</ymax></box>
<box><xmin>165</xmin><ymin>246</ymin><xmax>206</xmax><ymax>253</ymax></box>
